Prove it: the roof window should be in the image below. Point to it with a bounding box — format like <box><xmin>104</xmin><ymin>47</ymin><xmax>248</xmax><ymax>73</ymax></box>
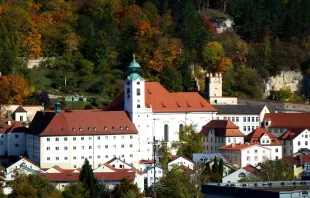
<box><xmin>186</xmin><ymin>101</ymin><xmax>191</xmax><ymax>107</ymax></box>
<box><xmin>126</xmin><ymin>126</ymin><xmax>129</xmax><ymax>130</ymax></box>
<box><xmin>88</xmin><ymin>127</ymin><xmax>91</xmax><ymax>131</ymax></box>
<box><xmin>200</xmin><ymin>102</ymin><xmax>205</xmax><ymax>107</ymax></box>
<box><xmin>0</xmin><ymin>127</ymin><xmax>3</xmax><ymax>130</ymax></box>
<box><xmin>112</xmin><ymin>126</ymin><xmax>115</xmax><ymax>130</ymax></box>
<box><xmin>79</xmin><ymin>128</ymin><xmax>82</xmax><ymax>131</ymax></box>
<box><xmin>93</xmin><ymin>127</ymin><xmax>96</xmax><ymax>131</ymax></box>
<box><xmin>72</xmin><ymin>128</ymin><xmax>76</xmax><ymax>131</ymax></box>
<box><xmin>120</xmin><ymin>126</ymin><xmax>123</xmax><ymax>130</ymax></box>
<box><xmin>104</xmin><ymin>127</ymin><xmax>107</xmax><ymax>130</ymax></box>
<box><xmin>61</xmin><ymin>128</ymin><xmax>64</xmax><ymax>132</ymax></box>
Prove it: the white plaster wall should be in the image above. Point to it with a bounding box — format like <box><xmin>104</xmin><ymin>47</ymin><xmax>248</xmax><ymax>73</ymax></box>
<box><xmin>240</xmin><ymin>146</ymin><xmax>271</xmax><ymax>168</ymax></box>
<box><xmin>134</xmin><ymin>173</ymin><xmax>145</xmax><ymax>192</ymax></box>
<box><xmin>222</xmin><ymin>168</ymin><xmax>251</xmax><ymax>183</ymax></box>
<box><xmin>168</xmin><ymin>157</ymin><xmax>194</xmax><ymax>170</ymax></box>
<box><xmin>15</xmin><ymin>112</ymin><xmax>27</xmax><ymax>122</ymax></box>
<box><xmin>209</xmin><ymin>97</ymin><xmax>238</xmax><ymax>105</ymax></box>
<box><xmin>147</xmin><ymin>166</ymin><xmax>163</xmax><ymax>187</ymax></box>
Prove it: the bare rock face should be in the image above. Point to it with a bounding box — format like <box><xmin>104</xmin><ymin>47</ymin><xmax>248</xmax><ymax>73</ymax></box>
<box><xmin>264</xmin><ymin>71</ymin><xmax>303</xmax><ymax>97</ymax></box>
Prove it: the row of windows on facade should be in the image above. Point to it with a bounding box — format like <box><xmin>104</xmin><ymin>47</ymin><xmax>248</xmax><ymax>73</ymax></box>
<box><xmin>223</xmin><ymin>116</ymin><xmax>259</xmax><ymax>123</ymax></box>
<box><xmin>283</xmin><ymin>140</ymin><xmax>308</xmax><ymax>146</ymax></box>
<box><xmin>163</xmin><ymin>124</ymin><xmax>184</xmax><ymax>142</ymax></box>
<box><xmin>46</xmin><ymin>144</ymin><xmax>134</xmax><ymax>151</ymax></box>
<box><xmin>67</xmin><ymin>126</ymin><xmax>130</xmax><ymax>132</ymax></box>
<box><xmin>46</xmin><ymin>135</ymin><xmax>134</xmax><ymax>142</ymax></box>
<box><xmin>0</xmin><ymin>134</ymin><xmax>19</xmax><ymax>138</ymax></box>
<box><xmin>243</xmin><ymin>126</ymin><xmax>259</xmax><ymax>132</ymax></box>
<box><xmin>46</xmin><ymin>154</ymin><xmax>134</xmax><ymax>161</ymax></box>
<box><xmin>203</xmin><ymin>137</ymin><xmax>241</xmax><ymax>144</ymax></box>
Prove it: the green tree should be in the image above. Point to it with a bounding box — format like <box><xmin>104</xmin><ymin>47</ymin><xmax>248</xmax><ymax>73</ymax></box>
<box><xmin>79</xmin><ymin>158</ymin><xmax>99</xmax><ymax>198</ymax></box>
<box><xmin>171</xmin><ymin>125</ymin><xmax>203</xmax><ymax>159</ymax></box>
<box><xmin>77</xmin><ymin>59</ymin><xmax>94</xmax><ymax>77</ymax></box>
<box><xmin>269</xmin><ymin>87</ymin><xmax>302</xmax><ymax>102</ymax></box>
<box><xmin>62</xmin><ymin>182</ymin><xmax>88</xmax><ymax>198</ymax></box>
<box><xmin>28</xmin><ymin>174</ymin><xmax>61</xmax><ymax>198</ymax></box>
<box><xmin>157</xmin><ymin>166</ymin><xmax>203</xmax><ymax>198</ymax></box>
<box><xmin>255</xmin><ymin>159</ymin><xmax>295</xmax><ymax>181</ymax></box>
<box><xmin>160</xmin><ymin>142</ymin><xmax>172</xmax><ymax>170</ymax></box>
<box><xmin>159</xmin><ymin>65</ymin><xmax>183</xmax><ymax>92</ymax></box>
<box><xmin>111</xmin><ymin>178</ymin><xmax>142</xmax><ymax>198</ymax></box>
<box><xmin>202</xmin><ymin>41</ymin><xmax>225</xmax><ymax>71</ymax></box>
<box><xmin>212</xmin><ymin>157</ymin><xmax>219</xmax><ymax>173</ymax></box>
<box><xmin>219</xmin><ymin>158</ymin><xmax>224</xmax><ymax>177</ymax></box>
<box><xmin>8</xmin><ymin>173</ymin><xmax>38</xmax><ymax>198</ymax></box>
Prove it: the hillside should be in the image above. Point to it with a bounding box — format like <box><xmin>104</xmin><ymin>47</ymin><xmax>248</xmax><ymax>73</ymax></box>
<box><xmin>1</xmin><ymin>0</ymin><xmax>310</xmax><ymax>108</ymax></box>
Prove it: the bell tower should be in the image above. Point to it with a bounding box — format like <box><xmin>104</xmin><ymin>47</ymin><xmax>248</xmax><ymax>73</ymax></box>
<box><xmin>124</xmin><ymin>55</ymin><xmax>146</xmax><ymax>121</ymax></box>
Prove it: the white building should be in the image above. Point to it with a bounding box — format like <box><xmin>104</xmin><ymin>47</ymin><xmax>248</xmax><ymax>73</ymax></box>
<box><xmin>146</xmin><ymin>166</ymin><xmax>163</xmax><ymax>187</ymax></box>
<box><xmin>6</xmin><ymin>157</ymin><xmax>41</xmax><ymax>181</ymax></box>
<box><xmin>245</xmin><ymin>128</ymin><xmax>282</xmax><ymax>160</ymax></box>
<box><xmin>278</xmin><ymin>129</ymin><xmax>310</xmax><ymax>156</ymax></box>
<box><xmin>219</xmin><ymin>143</ymin><xmax>271</xmax><ymax>168</ymax></box>
<box><xmin>222</xmin><ymin>165</ymin><xmax>256</xmax><ymax>183</ymax></box>
<box><xmin>104</xmin><ymin>56</ymin><xmax>217</xmax><ymax>160</ymax></box>
<box><xmin>201</xmin><ymin>120</ymin><xmax>245</xmax><ymax>153</ymax></box>
<box><xmin>0</xmin><ymin>121</ymin><xmax>26</xmax><ymax>156</ymax></box>
<box><xmin>1</xmin><ymin>105</ymin><xmax>43</xmax><ymax>122</ymax></box>
<box><xmin>214</xmin><ymin>105</ymin><xmax>270</xmax><ymax>135</ymax></box>
<box><xmin>26</xmin><ymin>107</ymin><xmax>140</xmax><ymax>169</ymax></box>
<box><xmin>168</xmin><ymin>156</ymin><xmax>194</xmax><ymax>170</ymax></box>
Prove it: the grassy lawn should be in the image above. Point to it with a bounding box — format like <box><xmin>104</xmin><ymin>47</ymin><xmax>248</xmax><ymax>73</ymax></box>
<box><xmin>28</xmin><ymin>68</ymin><xmax>52</xmax><ymax>91</ymax></box>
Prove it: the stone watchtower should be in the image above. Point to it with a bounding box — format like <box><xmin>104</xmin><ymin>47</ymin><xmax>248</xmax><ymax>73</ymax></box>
<box><xmin>205</xmin><ymin>73</ymin><xmax>222</xmax><ymax>99</ymax></box>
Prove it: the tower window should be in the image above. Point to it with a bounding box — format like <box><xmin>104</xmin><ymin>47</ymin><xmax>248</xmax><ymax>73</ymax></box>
<box><xmin>137</xmin><ymin>88</ymin><xmax>140</xmax><ymax>96</ymax></box>
<box><xmin>127</xmin><ymin>88</ymin><xmax>130</xmax><ymax>94</ymax></box>
<box><xmin>164</xmin><ymin>124</ymin><xmax>169</xmax><ymax>141</ymax></box>
<box><xmin>137</xmin><ymin>104</ymin><xmax>141</xmax><ymax>108</ymax></box>
<box><xmin>137</xmin><ymin>81</ymin><xmax>140</xmax><ymax>85</ymax></box>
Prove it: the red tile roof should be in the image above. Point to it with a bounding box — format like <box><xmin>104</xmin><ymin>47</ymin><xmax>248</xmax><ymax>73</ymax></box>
<box><xmin>39</xmin><ymin>171</ymin><xmax>135</xmax><ymax>182</ymax></box>
<box><xmin>28</xmin><ymin>110</ymin><xmax>138</xmax><ymax>136</ymax></box>
<box><xmin>282</xmin><ymin>156</ymin><xmax>299</xmax><ymax>166</ymax></box>
<box><xmin>104</xmin><ymin>82</ymin><xmax>217</xmax><ymax>112</ymax></box>
<box><xmin>139</xmin><ymin>160</ymin><xmax>154</xmax><ymax>164</ymax></box>
<box><xmin>242</xmin><ymin>165</ymin><xmax>257</xmax><ymax>173</ymax></box>
<box><xmin>301</xmin><ymin>155</ymin><xmax>310</xmax><ymax>164</ymax></box>
<box><xmin>263</xmin><ymin>113</ymin><xmax>310</xmax><ymax>128</ymax></box>
<box><xmin>219</xmin><ymin>143</ymin><xmax>253</xmax><ymax>151</ymax></box>
<box><xmin>0</xmin><ymin>121</ymin><xmax>26</xmax><ymax>134</ymax></box>
<box><xmin>278</xmin><ymin>128</ymin><xmax>305</xmax><ymax>140</ymax></box>
<box><xmin>168</xmin><ymin>155</ymin><xmax>194</xmax><ymax>163</ymax></box>
<box><xmin>13</xmin><ymin>106</ymin><xmax>27</xmax><ymax>113</ymax></box>
<box><xmin>201</xmin><ymin>120</ymin><xmax>245</xmax><ymax>137</ymax></box>
<box><xmin>246</xmin><ymin>128</ymin><xmax>282</xmax><ymax>145</ymax></box>
<box><xmin>180</xmin><ymin>165</ymin><xmax>195</xmax><ymax>174</ymax></box>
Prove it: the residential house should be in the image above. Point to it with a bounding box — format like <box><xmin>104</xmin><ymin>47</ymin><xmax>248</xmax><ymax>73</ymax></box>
<box><xmin>245</xmin><ymin>128</ymin><xmax>282</xmax><ymax>160</ymax></box>
<box><xmin>219</xmin><ymin>143</ymin><xmax>271</xmax><ymax>168</ymax></box>
<box><xmin>6</xmin><ymin>157</ymin><xmax>41</xmax><ymax>181</ymax></box>
<box><xmin>168</xmin><ymin>156</ymin><xmax>194</xmax><ymax>170</ymax></box>
<box><xmin>201</xmin><ymin>120</ymin><xmax>245</xmax><ymax>153</ymax></box>
<box><xmin>213</xmin><ymin>105</ymin><xmax>270</xmax><ymax>135</ymax></box>
<box><xmin>26</xmin><ymin>106</ymin><xmax>140</xmax><ymax>169</ymax></box>
<box><xmin>192</xmin><ymin>153</ymin><xmax>225</xmax><ymax>165</ymax></box>
<box><xmin>138</xmin><ymin>160</ymin><xmax>154</xmax><ymax>173</ymax></box>
<box><xmin>222</xmin><ymin>165</ymin><xmax>256</xmax><ymax>183</ymax></box>
<box><xmin>278</xmin><ymin>129</ymin><xmax>310</xmax><ymax>156</ymax></box>
<box><xmin>0</xmin><ymin>121</ymin><xmax>26</xmax><ymax>156</ymax></box>
<box><xmin>146</xmin><ymin>166</ymin><xmax>163</xmax><ymax>188</ymax></box>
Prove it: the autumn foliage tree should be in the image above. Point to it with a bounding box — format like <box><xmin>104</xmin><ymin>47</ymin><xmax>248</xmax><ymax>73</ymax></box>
<box><xmin>0</xmin><ymin>75</ymin><xmax>34</xmax><ymax>105</ymax></box>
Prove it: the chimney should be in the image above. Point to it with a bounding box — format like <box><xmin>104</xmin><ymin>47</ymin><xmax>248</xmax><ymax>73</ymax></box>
<box><xmin>55</xmin><ymin>102</ymin><xmax>61</xmax><ymax>115</ymax></box>
<box><xmin>232</xmin><ymin>143</ymin><xmax>235</xmax><ymax>147</ymax></box>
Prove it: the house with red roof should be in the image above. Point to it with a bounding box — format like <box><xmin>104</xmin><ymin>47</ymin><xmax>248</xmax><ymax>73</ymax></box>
<box><xmin>245</xmin><ymin>128</ymin><xmax>282</xmax><ymax>160</ymax></box>
<box><xmin>219</xmin><ymin>143</ymin><xmax>271</xmax><ymax>168</ymax></box>
<box><xmin>0</xmin><ymin>121</ymin><xmax>26</xmax><ymax>157</ymax></box>
<box><xmin>222</xmin><ymin>164</ymin><xmax>257</xmax><ymax>183</ymax></box>
<box><xmin>201</xmin><ymin>120</ymin><xmax>245</xmax><ymax>153</ymax></box>
<box><xmin>168</xmin><ymin>155</ymin><xmax>195</xmax><ymax>170</ymax></box>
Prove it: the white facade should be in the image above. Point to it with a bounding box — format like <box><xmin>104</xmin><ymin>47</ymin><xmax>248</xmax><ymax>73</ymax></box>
<box><xmin>26</xmin><ymin>134</ymin><xmax>140</xmax><ymax>169</ymax></box>
<box><xmin>14</xmin><ymin>112</ymin><xmax>27</xmax><ymax>122</ymax></box>
<box><xmin>222</xmin><ymin>168</ymin><xmax>253</xmax><ymax>183</ymax></box>
<box><xmin>6</xmin><ymin>157</ymin><xmax>41</xmax><ymax>181</ymax></box>
<box><xmin>146</xmin><ymin>166</ymin><xmax>163</xmax><ymax>187</ymax></box>
<box><xmin>220</xmin><ymin>144</ymin><xmax>271</xmax><ymax>168</ymax></box>
<box><xmin>281</xmin><ymin>129</ymin><xmax>310</xmax><ymax>156</ymax></box>
<box><xmin>168</xmin><ymin>157</ymin><xmax>194</xmax><ymax>170</ymax></box>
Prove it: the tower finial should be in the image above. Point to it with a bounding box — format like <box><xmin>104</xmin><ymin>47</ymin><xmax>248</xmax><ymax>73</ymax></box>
<box><xmin>133</xmin><ymin>54</ymin><xmax>136</xmax><ymax>61</ymax></box>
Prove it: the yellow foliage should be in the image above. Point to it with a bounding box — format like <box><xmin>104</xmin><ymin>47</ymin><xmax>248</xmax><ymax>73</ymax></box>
<box><xmin>217</xmin><ymin>57</ymin><xmax>233</xmax><ymax>72</ymax></box>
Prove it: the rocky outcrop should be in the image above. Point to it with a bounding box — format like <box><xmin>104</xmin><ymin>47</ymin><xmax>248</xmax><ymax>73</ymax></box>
<box><xmin>264</xmin><ymin>71</ymin><xmax>303</xmax><ymax>97</ymax></box>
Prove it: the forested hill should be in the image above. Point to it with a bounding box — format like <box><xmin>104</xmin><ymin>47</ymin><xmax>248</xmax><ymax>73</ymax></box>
<box><xmin>1</xmin><ymin>0</ymin><xmax>310</xmax><ymax>106</ymax></box>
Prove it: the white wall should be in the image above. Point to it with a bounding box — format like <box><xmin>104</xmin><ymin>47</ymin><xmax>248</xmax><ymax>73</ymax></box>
<box><xmin>147</xmin><ymin>166</ymin><xmax>163</xmax><ymax>187</ymax></box>
<box><xmin>6</xmin><ymin>158</ymin><xmax>41</xmax><ymax>180</ymax></box>
<box><xmin>15</xmin><ymin>112</ymin><xmax>27</xmax><ymax>122</ymax></box>
<box><xmin>168</xmin><ymin>157</ymin><xmax>194</xmax><ymax>170</ymax></box>
<box><xmin>222</xmin><ymin>168</ymin><xmax>251</xmax><ymax>183</ymax></box>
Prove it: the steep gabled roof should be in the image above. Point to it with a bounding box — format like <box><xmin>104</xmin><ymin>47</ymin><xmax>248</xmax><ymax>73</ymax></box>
<box><xmin>13</xmin><ymin>106</ymin><xmax>27</xmax><ymax>113</ymax></box>
<box><xmin>242</xmin><ymin>165</ymin><xmax>257</xmax><ymax>173</ymax></box>
<box><xmin>168</xmin><ymin>155</ymin><xmax>194</xmax><ymax>164</ymax></box>
<box><xmin>219</xmin><ymin>143</ymin><xmax>270</xmax><ymax>151</ymax></box>
<box><xmin>180</xmin><ymin>165</ymin><xmax>195</xmax><ymax>174</ymax></box>
<box><xmin>263</xmin><ymin>113</ymin><xmax>310</xmax><ymax>128</ymax></box>
<box><xmin>278</xmin><ymin>128</ymin><xmax>306</xmax><ymax>140</ymax></box>
<box><xmin>104</xmin><ymin>82</ymin><xmax>217</xmax><ymax>113</ymax></box>
<box><xmin>201</xmin><ymin>120</ymin><xmax>245</xmax><ymax>137</ymax></box>
<box><xmin>28</xmin><ymin>110</ymin><xmax>138</xmax><ymax>136</ymax></box>
<box><xmin>246</xmin><ymin>128</ymin><xmax>281</xmax><ymax>145</ymax></box>
<box><xmin>0</xmin><ymin>121</ymin><xmax>26</xmax><ymax>134</ymax></box>
<box><xmin>213</xmin><ymin>105</ymin><xmax>266</xmax><ymax>114</ymax></box>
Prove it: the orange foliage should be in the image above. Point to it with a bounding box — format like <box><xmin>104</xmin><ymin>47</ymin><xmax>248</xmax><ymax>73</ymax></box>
<box><xmin>217</xmin><ymin>57</ymin><xmax>233</xmax><ymax>72</ymax></box>
<box><xmin>0</xmin><ymin>75</ymin><xmax>34</xmax><ymax>104</ymax></box>
<box><xmin>25</xmin><ymin>21</ymin><xmax>42</xmax><ymax>57</ymax></box>
<box><xmin>135</xmin><ymin>20</ymin><xmax>151</xmax><ymax>37</ymax></box>
<box><xmin>0</xmin><ymin>5</ymin><xmax>6</xmax><ymax>20</ymax></box>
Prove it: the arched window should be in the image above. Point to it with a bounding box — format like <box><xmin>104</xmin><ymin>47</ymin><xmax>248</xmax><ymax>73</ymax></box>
<box><xmin>238</xmin><ymin>172</ymin><xmax>246</xmax><ymax>178</ymax></box>
<box><xmin>137</xmin><ymin>81</ymin><xmax>140</xmax><ymax>85</ymax></box>
<box><xmin>179</xmin><ymin>124</ymin><xmax>184</xmax><ymax>132</ymax></box>
<box><xmin>164</xmin><ymin>124</ymin><xmax>169</xmax><ymax>141</ymax></box>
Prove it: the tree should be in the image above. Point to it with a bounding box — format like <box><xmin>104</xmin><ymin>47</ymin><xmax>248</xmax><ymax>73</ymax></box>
<box><xmin>111</xmin><ymin>178</ymin><xmax>142</xmax><ymax>198</ymax></box>
<box><xmin>255</xmin><ymin>159</ymin><xmax>295</xmax><ymax>181</ymax></box>
<box><xmin>171</xmin><ymin>125</ymin><xmax>204</xmax><ymax>159</ymax></box>
<box><xmin>159</xmin><ymin>65</ymin><xmax>183</xmax><ymax>92</ymax></box>
<box><xmin>79</xmin><ymin>158</ymin><xmax>98</xmax><ymax>198</ymax></box>
<box><xmin>28</xmin><ymin>174</ymin><xmax>61</xmax><ymax>198</ymax></box>
<box><xmin>77</xmin><ymin>59</ymin><xmax>94</xmax><ymax>77</ymax></box>
<box><xmin>0</xmin><ymin>75</ymin><xmax>34</xmax><ymax>104</ymax></box>
<box><xmin>63</xmin><ymin>182</ymin><xmax>89</xmax><ymax>198</ymax></box>
<box><xmin>160</xmin><ymin>142</ymin><xmax>172</xmax><ymax>170</ymax></box>
<box><xmin>157</xmin><ymin>166</ymin><xmax>203</xmax><ymax>198</ymax></box>
<box><xmin>85</xmin><ymin>0</ymin><xmax>120</xmax><ymax>19</ymax></box>
<box><xmin>269</xmin><ymin>87</ymin><xmax>302</xmax><ymax>102</ymax></box>
<box><xmin>8</xmin><ymin>173</ymin><xmax>38</xmax><ymax>198</ymax></box>
<box><xmin>212</xmin><ymin>157</ymin><xmax>219</xmax><ymax>173</ymax></box>
<box><xmin>219</xmin><ymin>158</ymin><xmax>224</xmax><ymax>177</ymax></box>
<box><xmin>202</xmin><ymin>41</ymin><xmax>226</xmax><ymax>72</ymax></box>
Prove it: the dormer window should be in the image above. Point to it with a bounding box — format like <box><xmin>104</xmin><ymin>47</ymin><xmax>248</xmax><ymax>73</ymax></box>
<box><xmin>137</xmin><ymin>81</ymin><xmax>140</xmax><ymax>85</ymax></box>
<box><xmin>125</xmin><ymin>126</ymin><xmax>129</xmax><ymax>130</ymax></box>
<box><xmin>72</xmin><ymin>128</ymin><xmax>76</xmax><ymax>131</ymax></box>
<box><xmin>104</xmin><ymin>127</ymin><xmax>107</xmax><ymax>130</ymax></box>
<box><xmin>120</xmin><ymin>126</ymin><xmax>123</xmax><ymax>130</ymax></box>
<box><xmin>93</xmin><ymin>127</ymin><xmax>96</xmax><ymax>130</ymax></box>
<box><xmin>79</xmin><ymin>128</ymin><xmax>82</xmax><ymax>131</ymax></box>
<box><xmin>88</xmin><ymin>127</ymin><xmax>91</xmax><ymax>131</ymax></box>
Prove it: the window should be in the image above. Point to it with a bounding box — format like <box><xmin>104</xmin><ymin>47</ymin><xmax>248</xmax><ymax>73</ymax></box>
<box><xmin>137</xmin><ymin>88</ymin><xmax>141</xmax><ymax>96</ymax></box>
<box><xmin>252</xmin><ymin>117</ymin><xmax>254</xmax><ymax>122</ymax></box>
<box><xmin>20</xmin><ymin>116</ymin><xmax>23</xmax><ymax>121</ymax></box>
<box><xmin>127</xmin><ymin>88</ymin><xmax>130</xmax><ymax>94</ymax></box>
<box><xmin>73</xmin><ymin>156</ymin><xmax>76</xmax><ymax>160</ymax></box>
<box><xmin>15</xmin><ymin>134</ymin><xmax>19</xmax><ymax>138</ymax></box>
<box><xmin>105</xmin><ymin>145</ymin><xmax>108</xmax><ymax>148</ymax></box>
<box><xmin>243</xmin><ymin>126</ymin><xmax>246</xmax><ymax>131</ymax></box>
<box><xmin>130</xmin><ymin>135</ymin><xmax>133</xmax><ymax>139</ymax></box>
<box><xmin>97</xmin><ymin>155</ymin><xmax>100</xmax><ymax>159</ymax></box>
<box><xmin>247</xmin><ymin>117</ymin><xmax>250</xmax><ymax>122</ymax></box>
<box><xmin>47</xmin><ymin>157</ymin><xmax>50</xmax><ymax>160</ymax></box>
<box><xmin>137</xmin><ymin>104</ymin><xmax>140</xmax><ymax>108</ymax></box>
<box><xmin>243</xmin><ymin>117</ymin><xmax>246</xmax><ymax>122</ymax></box>
<box><xmin>130</xmin><ymin>154</ymin><xmax>133</xmax><ymax>157</ymax></box>
<box><xmin>73</xmin><ymin>137</ymin><xmax>76</xmax><ymax>141</ymax></box>
<box><xmin>97</xmin><ymin>145</ymin><xmax>101</xmax><ymax>149</ymax></box>
<box><xmin>211</xmin><ymin>137</ymin><xmax>213</xmax><ymax>143</ymax></box>
<box><xmin>64</xmin><ymin>146</ymin><xmax>68</xmax><ymax>150</ymax></box>
<box><xmin>164</xmin><ymin>124</ymin><xmax>169</xmax><ymax>141</ymax></box>
<box><xmin>283</xmin><ymin>149</ymin><xmax>286</xmax><ymax>154</ymax></box>
<box><xmin>252</xmin><ymin>126</ymin><xmax>255</xmax><ymax>131</ymax></box>
<box><xmin>233</xmin><ymin>138</ymin><xmax>236</xmax><ymax>143</ymax></box>
<box><xmin>81</xmin><ymin>156</ymin><xmax>84</xmax><ymax>159</ymax></box>
<box><xmin>121</xmin><ymin>154</ymin><xmax>125</xmax><ymax>158</ymax></box>
<box><xmin>232</xmin><ymin>117</ymin><xmax>235</xmax><ymax>122</ymax></box>
<box><xmin>246</xmin><ymin>157</ymin><xmax>250</xmax><ymax>161</ymax></box>
<box><xmin>254</xmin><ymin>156</ymin><xmax>258</xmax><ymax>161</ymax></box>
<box><xmin>228</xmin><ymin>138</ymin><xmax>231</xmax><ymax>143</ymax></box>
<box><xmin>97</xmin><ymin>136</ymin><xmax>100</xmax><ymax>140</ymax></box>
<box><xmin>56</xmin><ymin>138</ymin><xmax>59</xmax><ymax>141</ymax></box>
<box><xmin>130</xmin><ymin>144</ymin><xmax>133</xmax><ymax>148</ymax></box>
<box><xmin>121</xmin><ymin>136</ymin><xmax>124</xmax><ymax>139</ymax></box>
<box><xmin>306</xmin><ymin>135</ymin><xmax>308</xmax><ymax>138</ymax></box>
<box><xmin>64</xmin><ymin>157</ymin><xmax>68</xmax><ymax>160</ymax></box>
<box><xmin>47</xmin><ymin>138</ymin><xmax>50</xmax><ymax>141</ymax></box>
<box><xmin>290</xmin><ymin>149</ymin><xmax>293</xmax><ymax>154</ymax></box>
<box><xmin>236</xmin><ymin>117</ymin><xmax>239</xmax><ymax>122</ymax></box>
<box><xmin>306</xmin><ymin>141</ymin><xmax>308</xmax><ymax>146</ymax></box>
<box><xmin>266</xmin><ymin>140</ymin><xmax>269</xmax><ymax>144</ymax></box>
<box><xmin>105</xmin><ymin>136</ymin><xmax>108</xmax><ymax>140</ymax></box>
<box><xmin>113</xmin><ymin>145</ymin><xmax>116</xmax><ymax>148</ymax></box>
<box><xmin>276</xmin><ymin>156</ymin><xmax>279</xmax><ymax>160</ymax></box>
<box><xmin>254</xmin><ymin>150</ymin><xmax>258</xmax><ymax>154</ymax></box>
<box><xmin>89</xmin><ymin>146</ymin><xmax>92</xmax><ymax>149</ymax></box>
<box><xmin>228</xmin><ymin>117</ymin><xmax>231</xmax><ymax>120</ymax></box>
<box><xmin>298</xmin><ymin>141</ymin><xmax>301</xmax><ymax>146</ymax></box>
<box><xmin>105</xmin><ymin>155</ymin><xmax>108</xmax><ymax>158</ymax></box>
<box><xmin>137</xmin><ymin>81</ymin><xmax>140</xmax><ymax>85</ymax></box>
<box><xmin>89</xmin><ymin>156</ymin><xmax>92</xmax><ymax>159</ymax></box>
<box><xmin>89</xmin><ymin>137</ymin><xmax>92</xmax><ymax>140</ymax></box>
<box><xmin>262</xmin><ymin>140</ymin><xmax>265</xmax><ymax>143</ymax></box>
<box><xmin>15</xmin><ymin>144</ymin><xmax>19</xmax><ymax>148</ymax></box>
<box><xmin>81</xmin><ymin>146</ymin><xmax>84</xmax><ymax>150</ymax></box>
<box><xmin>81</xmin><ymin>137</ymin><xmax>84</xmax><ymax>140</ymax></box>
<box><xmin>256</xmin><ymin>117</ymin><xmax>259</xmax><ymax>122</ymax></box>
<box><xmin>247</xmin><ymin>126</ymin><xmax>250</xmax><ymax>131</ymax></box>
<box><xmin>113</xmin><ymin>136</ymin><xmax>116</xmax><ymax>140</ymax></box>
<box><xmin>74</xmin><ymin>165</ymin><xmax>76</xmax><ymax>168</ymax></box>
<box><xmin>121</xmin><ymin>144</ymin><xmax>124</xmax><ymax>148</ymax></box>
<box><xmin>179</xmin><ymin>124</ymin><xmax>184</xmax><ymax>132</ymax></box>
<box><xmin>56</xmin><ymin>157</ymin><xmax>59</xmax><ymax>160</ymax></box>
<box><xmin>239</xmin><ymin>173</ymin><xmax>246</xmax><ymax>178</ymax></box>
<box><xmin>276</xmin><ymin>148</ymin><xmax>278</xmax><ymax>153</ymax></box>
<box><xmin>56</xmin><ymin>147</ymin><xmax>59</xmax><ymax>150</ymax></box>
<box><xmin>64</xmin><ymin>137</ymin><xmax>68</xmax><ymax>141</ymax></box>
<box><xmin>47</xmin><ymin>147</ymin><xmax>50</xmax><ymax>151</ymax></box>
<box><xmin>73</xmin><ymin>146</ymin><xmax>76</xmax><ymax>150</ymax></box>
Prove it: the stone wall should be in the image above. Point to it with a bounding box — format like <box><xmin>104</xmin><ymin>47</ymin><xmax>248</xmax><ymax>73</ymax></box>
<box><xmin>264</xmin><ymin>71</ymin><xmax>303</xmax><ymax>97</ymax></box>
